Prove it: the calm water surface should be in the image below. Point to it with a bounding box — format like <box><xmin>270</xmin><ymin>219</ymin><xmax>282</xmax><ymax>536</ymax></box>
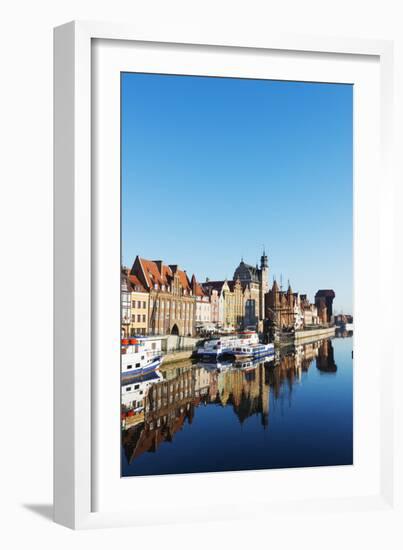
<box><xmin>121</xmin><ymin>335</ymin><xmax>353</xmax><ymax>476</ymax></box>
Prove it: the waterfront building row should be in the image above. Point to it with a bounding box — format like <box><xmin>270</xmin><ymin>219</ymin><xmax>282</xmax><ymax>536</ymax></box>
<box><xmin>121</xmin><ymin>251</ymin><xmax>336</xmax><ymax>338</ymax></box>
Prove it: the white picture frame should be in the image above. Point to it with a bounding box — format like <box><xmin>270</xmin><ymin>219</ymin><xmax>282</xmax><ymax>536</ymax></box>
<box><xmin>54</xmin><ymin>21</ymin><xmax>399</xmax><ymax>530</ymax></box>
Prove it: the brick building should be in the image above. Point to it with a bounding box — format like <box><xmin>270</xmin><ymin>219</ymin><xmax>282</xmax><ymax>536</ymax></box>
<box><xmin>315</xmin><ymin>289</ymin><xmax>336</xmax><ymax>324</ymax></box>
<box><xmin>130</xmin><ymin>256</ymin><xmax>196</xmax><ymax>336</ymax></box>
<box><xmin>266</xmin><ymin>280</ymin><xmax>300</xmax><ymax>330</ymax></box>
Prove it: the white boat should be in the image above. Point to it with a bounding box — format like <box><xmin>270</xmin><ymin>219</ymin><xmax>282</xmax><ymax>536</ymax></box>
<box><xmin>121</xmin><ymin>336</ymin><xmax>163</xmax><ymax>379</ymax></box>
<box><xmin>197</xmin><ymin>331</ymin><xmax>259</xmax><ymax>359</ymax></box>
<box><xmin>230</xmin><ymin>342</ymin><xmax>275</xmax><ymax>360</ymax></box>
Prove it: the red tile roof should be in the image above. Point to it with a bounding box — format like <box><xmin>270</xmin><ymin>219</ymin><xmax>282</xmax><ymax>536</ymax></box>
<box><xmin>202</xmin><ymin>280</ymin><xmax>227</xmax><ymax>295</ymax></box>
<box><xmin>134</xmin><ymin>257</ymin><xmax>191</xmax><ymax>292</ymax></box>
<box><xmin>128</xmin><ymin>274</ymin><xmax>147</xmax><ymax>292</ymax></box>
<box><xmin>191</xmin><ymin>274</ymin><xmax>205</xmax><ymax>297</ymax></box>
<box><xmin>176</xmin><ymin>269</ymin><xmax>191</xmax><ymax>291</ymax></box>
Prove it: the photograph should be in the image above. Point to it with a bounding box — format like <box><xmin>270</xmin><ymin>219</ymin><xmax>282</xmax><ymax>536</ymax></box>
<box><xmin>120</xmin><ymin>72</ymin><xmax>353</xmax><ymax>477</ymax></box>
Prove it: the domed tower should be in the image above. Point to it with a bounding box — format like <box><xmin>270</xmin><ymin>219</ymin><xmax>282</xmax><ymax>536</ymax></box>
<box><xmin>259</xmin><ymin>248</ymin><xmax>269</xmax><ymax>321</ymax></box>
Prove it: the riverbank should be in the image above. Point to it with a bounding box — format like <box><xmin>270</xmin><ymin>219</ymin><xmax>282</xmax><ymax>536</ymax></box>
<box><xmin>293</xmin><ymin>326</ymin><xmax>336</xmax><ymax>343</ymax></box>
<box><xmin>276</xmin><ymin>326</ymin><xmax>336</xmax><ymax>347</ymax></box>
<box><xmin>162</xmin><ymin>327</ymin><xmax>337</xmax><ymax>363</ymax></box>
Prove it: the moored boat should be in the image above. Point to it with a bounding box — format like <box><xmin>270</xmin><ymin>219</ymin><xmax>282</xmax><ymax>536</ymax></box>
<box><xmin>121</xmin><ymin>336</ymin><xmax>164</xmax><ymax>379</ymax></box>
<box><xmin>196</xmin><ymin>330</ymin><xmax>260</xmax><ymax>360</ymax></box>
<box><xmin>230</xmin><ymin>342</ymin><xmax>275</xmax><ymax>360</ymax></box>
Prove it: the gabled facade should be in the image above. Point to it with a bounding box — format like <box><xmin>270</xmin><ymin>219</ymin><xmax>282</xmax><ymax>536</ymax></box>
<box><xmin>266</xmin><ymin>280</ymin><xmax>302</xmax><ymax>330</ymax></box>
<box><xmin>233</xmin><ymin>250</ymin><xmax>269</xmax><ymax>323</ymax></box>
<box><xmin>130</xmin><ymin>256</ymin><xmax>196</xmax><ymax>336</ymax></box>
<box><xmin>191</xmin><ymin>275</ymin><xmax>211</xmax><ymax>330</ymax></box>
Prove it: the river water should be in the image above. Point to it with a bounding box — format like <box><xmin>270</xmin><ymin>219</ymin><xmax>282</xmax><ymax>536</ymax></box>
<box><xmin>121</xmin><ymin>334</ymin><xmax>353</xmax><ymax>476</ymax></box>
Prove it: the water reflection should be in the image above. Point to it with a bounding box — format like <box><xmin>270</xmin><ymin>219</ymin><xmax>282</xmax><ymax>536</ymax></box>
<box><xmin>122</xmin><ymin>337</ymin><xmax>340</xmax><ymax>467</ymax></box>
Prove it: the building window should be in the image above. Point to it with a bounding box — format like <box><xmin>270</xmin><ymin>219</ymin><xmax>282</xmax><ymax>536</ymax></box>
<box><xmin>137</xmin><ymin>314</ymin><xmax>141</xmax><ymax>322</ymax></box>
<box><xmin>142</xmin><ymin>315</ymin><xmax>146</xmax><ymax>322</ymax></box>
<box><xmin>143</xmin><ymin>302</ymin><xmax>146</xmax><ymax>309</ymax></box>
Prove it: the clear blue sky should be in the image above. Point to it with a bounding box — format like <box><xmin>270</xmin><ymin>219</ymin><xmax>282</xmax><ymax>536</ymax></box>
<box><xmin>122</xmin><ymin>73</ymin><xmax>353</xmax><ymax>314</ymax></box>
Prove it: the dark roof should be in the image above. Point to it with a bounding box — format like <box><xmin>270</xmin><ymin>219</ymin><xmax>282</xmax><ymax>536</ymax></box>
<box><xmin>128</xmin><ymin>274</ymin><xmax>147</xmax><ymax>292</ymax></box>
<box><xmin>202</xmin><ymin>280</ymin><xmax>227</xmax><ymax>293</ymax></box>
<box><xmin>227</xmin><ymin>280</ymin><xmax>242</xmax><ymax>292</ymax></box>
<box><xmin>242</xmin><ymin>263</ymin><xmax>257</xmax><ymax>273</ymax></box>
<box><xmin>133</xmin><ymin>257</ymin><xmax>191</xmax><ymax>291</ymax></box>
<box><xmin>315</xmin><ymin>289</ymin><xmax>336</xmax><ymax>298</ymax></box>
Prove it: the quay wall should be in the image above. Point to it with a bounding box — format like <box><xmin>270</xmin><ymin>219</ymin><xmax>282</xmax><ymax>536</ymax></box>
<box><xmin>161</xmin><ymin>335</ymin><xmax>200</xmax><ymax>353</ymax></box>
<box><xmin>293</xmin><ymin>326</ymin><xmax>336</xmax><ymax>343</ymax></box>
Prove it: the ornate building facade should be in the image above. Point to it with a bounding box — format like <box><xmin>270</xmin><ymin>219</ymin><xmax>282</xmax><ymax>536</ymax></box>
<box><xmin>300</xmin><ymin>294</ymin><xmax>319</xmax><ymax>326</ymax></box>
<box><xmin>233</xmin><ymin>250</ymin><xmax>269</xmax><ymax>323</ymax></box>
<box><xmin>266</xmin><ymin>280</ymin><xmax>300</xmax><ymax>330</ymax></box>
<box><xmin>130</xmin><ymin>256</ymin><xmax>196</xmax><ymax>336</ymax></box>
<box><xmin>201</xmin><ymin>250</ymin><xmax>270</xmax><ymax>331</ymax></box>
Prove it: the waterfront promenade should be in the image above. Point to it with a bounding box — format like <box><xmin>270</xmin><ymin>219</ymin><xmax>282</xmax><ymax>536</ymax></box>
<box><xmin>161</xmin><ymin>326</ymin><xmax>337</xmax><ymax>365</ymax></box>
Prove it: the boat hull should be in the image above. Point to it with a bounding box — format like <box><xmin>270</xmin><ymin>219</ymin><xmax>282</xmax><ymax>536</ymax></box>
<box><xmin>121</xmin><ymin>356</ymin><xmax>163</xmax><ymax>380</ymax></box>
<box><xmin>231</xmin><ymin>344</ymin><xmax>274</xmax><ymax>361</ymax></box>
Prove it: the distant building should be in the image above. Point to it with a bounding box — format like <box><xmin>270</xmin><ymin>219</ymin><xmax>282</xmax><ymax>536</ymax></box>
<box><xmin>315</xmin><ymin>290</ymin><xmax>336</xmax><ymax>324</ymax></box>
<box><xmin>334</xmin><ymin>314</ymin><xmax>353</xmax><ymax>327</ymax></box>
<box><xmin>201</xmin><ymin>250</ymin><xmax>269</xmax><ymax>331</ymax></box>
<box><xmin>191</xmin><ymin>275</ymin><xmax>212</xmax><ymax>331</ymax></box>
<box><xmin>202</xmin><ymin>279</ymin><xmax>243</xmax><ymax>330</ymax></box>
<box><xmin>206</xmin><ymin>284</ymin><xmax>220</xmax><ymax>326</ymax></box>
<box><xmin>233</xmin><ymin>250</ymin><xmax>269</xmax><ymax>323</ymax></box>
<box><xmin>300</xmin><ymin>294</ymin><xmax>319</xmax><ymax>326</ymax></box>
<box><xmin>266</xmin><ymin>280</ymin><xmax>302</xmax><ymax>330</ymax></box>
